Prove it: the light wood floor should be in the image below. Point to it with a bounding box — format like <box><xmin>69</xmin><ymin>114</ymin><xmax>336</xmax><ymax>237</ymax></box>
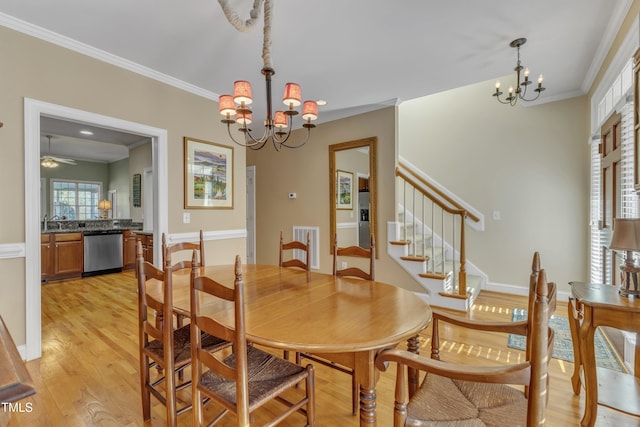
<box><xmin>6</xmin><ymin>271</ymin><xmax>640</xmax><ymax>426</ymax></box>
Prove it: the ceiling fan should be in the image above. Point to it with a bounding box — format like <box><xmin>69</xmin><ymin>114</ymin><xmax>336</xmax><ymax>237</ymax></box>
<box><xmin>41</xmin><ymin>135</ymin><xmax>77</xmax><ymax>168</ymax></box>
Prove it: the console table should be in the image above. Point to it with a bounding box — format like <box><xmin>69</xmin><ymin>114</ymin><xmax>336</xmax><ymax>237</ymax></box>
<box><xmin>568</xmin><ymin>282</ymin><xmax>640</xmax><ymax>427</ymax></box>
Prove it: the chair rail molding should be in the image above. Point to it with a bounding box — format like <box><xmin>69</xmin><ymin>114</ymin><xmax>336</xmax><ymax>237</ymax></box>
<box><xmin>0</xmin><ymin>243</ymin><xmax>25</xmax><ymax>259</ymax></box>
<box><xmin>166</xmin><ymin>229</ymin><xmax>247</xmax><ymax>244</ymax></box>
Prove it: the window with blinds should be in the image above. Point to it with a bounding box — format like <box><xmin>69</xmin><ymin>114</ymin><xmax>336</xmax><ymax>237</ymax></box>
<box><xmin>590</xmin><ymin>57</ymin><xmax>637</xmax><ymax>284</ymax></box>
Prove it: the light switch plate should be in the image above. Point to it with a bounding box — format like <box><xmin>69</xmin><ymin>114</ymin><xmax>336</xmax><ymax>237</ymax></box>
<box><xmin>183</xmin><ymin>212</ymin><xmax>190</xmax><ymax>224</ymax></box>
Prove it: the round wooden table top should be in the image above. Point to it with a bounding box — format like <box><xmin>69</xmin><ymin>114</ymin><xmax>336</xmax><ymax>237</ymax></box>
<box><xmin>166</xmin><ymin>264</ymin><xmax>432</xmax><ymax>353</ymax></box>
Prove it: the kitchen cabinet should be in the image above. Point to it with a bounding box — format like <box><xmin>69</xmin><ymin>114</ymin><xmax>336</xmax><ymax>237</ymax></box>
<box><xmin>40</xmin><ymin>234</ymin><xmax>54</xmax><ymax>281</ymax></box>
<box><xmin>136</xmin><ymin>233</ymin><xmax>154</xmax><ymax>265</ymax></box>
<box><xmin>41</xmin><ymin>232</ymin><xmax>84</xmax><ymax>282</ymax></box>
<box><xmin>123</xmin><ymin>230</ymin><xmax>137</xmax><ymax>270</ymax></box>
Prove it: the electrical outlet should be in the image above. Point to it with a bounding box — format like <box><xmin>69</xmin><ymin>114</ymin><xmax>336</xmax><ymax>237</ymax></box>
<box><xmin>182</xmin><ymin>212</ymin><xmax>190</xmax><ymax>224</ymax></box>
<box><xmin>341</xmin><ymin>262</ymin><xmax>348</xmax><ymax>269</ymax></box>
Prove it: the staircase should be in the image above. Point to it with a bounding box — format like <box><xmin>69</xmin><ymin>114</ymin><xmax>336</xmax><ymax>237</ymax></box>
<box><xmin>389</xmin><ymin>162</ymin><xmax>485</xmax><ymax>311</ymax></box>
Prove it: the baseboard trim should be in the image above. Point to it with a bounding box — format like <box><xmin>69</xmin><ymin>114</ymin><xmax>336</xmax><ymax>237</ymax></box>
<box><xmin>485</xmin><ymin>281</ymin><xmax>570</xmax><ymax>302</ymax></box>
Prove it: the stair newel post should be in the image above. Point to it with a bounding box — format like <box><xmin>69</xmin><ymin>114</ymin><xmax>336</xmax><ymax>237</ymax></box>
<box><xmin>452</xmin><ymin>214</ymin><xmax>457</xmax><ymax>291</ymax></box>
<box><xmin>422</xmin><ymin>193</ymin><xmax>426</xmax><ymax>263</ymax></box>
<box><xmin>458</xmin><ymin>211</ymin><xmax>467</xmax><ymax>297</ymax></box>
<box><xmin>441</xmin><ymin>208</ymin><xmax>445</xmax><ymax>277</ymax></box>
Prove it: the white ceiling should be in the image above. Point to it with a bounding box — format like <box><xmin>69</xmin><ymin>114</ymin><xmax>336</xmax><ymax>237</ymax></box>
<box><xmin>0</xmin><ymin>0</ymin><xmax>631</xmax><ymax>161</ymax></box>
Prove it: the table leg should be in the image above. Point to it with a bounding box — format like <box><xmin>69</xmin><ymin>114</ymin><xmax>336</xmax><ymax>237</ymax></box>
<box><xmin>355</xmin><ymin>351</ymin><xmax>378</xmax><ymax>426</ymax></box>
<box><xmin>579</xmin><ymin>306</ymin><xmax>597</xmax><ymax>427</ymax></box>
<box><xmin>568</xmin><ymin>297</ymin><xmax>582</xmax><ymax>394</ymax></box>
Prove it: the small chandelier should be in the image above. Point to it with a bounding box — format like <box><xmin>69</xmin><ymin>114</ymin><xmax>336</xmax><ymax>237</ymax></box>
<box><xmin>493</xmin><ymin>38</ymin><xmax>545</xmax><ymax>106</ymax></box>
<box><xmin>217</xmin><ymin>0</ymin><xmax>319</xmax><ymax>151</ymax></box>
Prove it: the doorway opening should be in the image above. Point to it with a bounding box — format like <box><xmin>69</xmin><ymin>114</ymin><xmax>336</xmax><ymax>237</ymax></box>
<box><xmin>24</xmin><ymin>98</ymin><xmax>168</xmax><ymax>360</ymax></box>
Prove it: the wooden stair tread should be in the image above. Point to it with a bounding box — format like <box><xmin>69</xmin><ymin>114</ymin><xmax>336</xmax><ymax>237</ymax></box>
<box><xmin>389</xmin><ymin>240</ymin><xmax>411</xmax><ymax>245</ymax></box>
<box><xmin>438</xmin><ymin>291</ymin><xmax>470</xmax><ymax>300</ymax></box>
<box><xmin>400</xmin><ymin>255</ymin><xmax>429</xmax><ymax>262</ymax></box>
<box><xmin>419</xmin><ymin>272</ymin><xmax>447</xmax><ymax>280</ymax></box>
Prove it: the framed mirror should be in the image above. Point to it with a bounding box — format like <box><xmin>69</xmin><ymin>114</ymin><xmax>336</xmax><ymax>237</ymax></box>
<box><xmin>329</xmin><ymin>137</ymin><xmax>377</xmax><ymax>254</ymax></box>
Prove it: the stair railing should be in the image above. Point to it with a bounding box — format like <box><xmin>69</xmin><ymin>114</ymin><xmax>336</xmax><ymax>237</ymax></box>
<box><xmin>395</xmin><ymin>163</ymin><xmax>479</xmax><ymax>298</ymax></box>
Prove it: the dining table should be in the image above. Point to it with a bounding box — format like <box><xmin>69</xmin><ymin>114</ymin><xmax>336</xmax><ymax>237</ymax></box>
<box><xmin>149</xmin><ymin>263</ymin><xmax>432</xmax><ymax>426</ymax></box>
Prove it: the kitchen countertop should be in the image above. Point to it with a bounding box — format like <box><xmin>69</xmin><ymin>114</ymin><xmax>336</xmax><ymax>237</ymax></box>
<box><xmin>41</xmin><ymin>219</ymin><xmax>143</xmax><ymax>234</ymax></box>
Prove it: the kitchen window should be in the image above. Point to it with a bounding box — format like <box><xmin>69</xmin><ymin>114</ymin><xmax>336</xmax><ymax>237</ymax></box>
<box><xmin>51</xmin><ymin>179</ymin><xmax>102</xmax><ymax>220</ymax></box>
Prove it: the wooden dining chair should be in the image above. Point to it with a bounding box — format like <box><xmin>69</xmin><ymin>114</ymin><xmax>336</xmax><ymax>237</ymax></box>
<box><xmin>375</xmin><ymin>266</ymin><xmax>556</xmax><ymax>426</ymax></box>
<box><xmin>429</xmin><ymin>252</ymin><xmax>556</xmax><ymax>395</ymax></box>
<box><xmin>162</xmin><ymin>230</ymin><xmax>205</xmax><ymax>270</ymax></box>
<box><xmin>279</xmin><ymin>230</ymin><xmax>310</xmax><ymax>270</ymax></box>
<box><xmin>190</xmin><ymin>254</ymin><xmax>316</xmax><ymax>426</ymax></box>
<box><xmin>135</xmin><ymin>241</ymin><xmax>230</xmax><ymax>427</ymax></box>
<box><xmin>162</xmin><ymin>230</ymin><xmax>206</xmax><ymax>328</ymax></box>
<box><xmin>295</xmin><ymin>233</ymin><xmax>376</xmax><ymax>415</ymax></box>
<box><xmin>333</xmin><ymin>233</ymin><xmax>375</xmax><ymax>280</ymax></box>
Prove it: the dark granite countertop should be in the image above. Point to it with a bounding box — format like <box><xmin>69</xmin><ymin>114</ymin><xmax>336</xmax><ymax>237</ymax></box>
<box><xmin>41</xmin><ymin>219</ymin><xmax>143</xmax><ymax>234</ymax></box>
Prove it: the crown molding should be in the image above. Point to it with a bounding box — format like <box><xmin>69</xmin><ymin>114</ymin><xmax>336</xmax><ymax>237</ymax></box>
<box><xmin>0</xmin><ymin>12</ymin><xmax>220</xmax><ymax>102</ymax></box>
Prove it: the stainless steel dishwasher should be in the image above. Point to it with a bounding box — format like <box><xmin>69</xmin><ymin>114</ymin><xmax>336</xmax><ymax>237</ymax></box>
<box><xmin>82</xmin><ymin>230</ymin><xmax>123</xmax><ymax>276</ymax></box>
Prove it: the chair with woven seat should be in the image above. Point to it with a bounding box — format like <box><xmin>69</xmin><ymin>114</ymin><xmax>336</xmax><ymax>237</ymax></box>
<box><xmin>136</xmin><ymin>241</ymin><xmax>229</xmax><ymax>427</ymax></box>
<box><xmin>162</xmin><ymin>230</ymin><xmax>205</xmax><ymax>328</ymax></box>
<box><xmin>375</xmin><ymin>262</ymin><xmax>556</xmax><ymax>426</ymax></box>
<box><xmin>279</xmin><ymin>230</ymin><xmax>310</xmax><ymax>270</ymax></box>
<box><xmin>296</xmin><ymin>233</ymin><xmax>376</xmax><ymax>416</ymax></box>
<box><xmin>190</xmin><ymin>254</ymin><xmax>316</xmax><ymax>426</ymax></box>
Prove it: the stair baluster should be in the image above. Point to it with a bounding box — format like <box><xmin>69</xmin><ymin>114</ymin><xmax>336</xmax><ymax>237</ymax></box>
<box><xmin>395</xmin><ymin>165</ymin><xmax>474</xmax><ymax>298</ymax></box>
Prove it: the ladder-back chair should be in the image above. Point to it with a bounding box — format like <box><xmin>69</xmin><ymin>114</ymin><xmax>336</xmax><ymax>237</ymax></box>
<box><xmin>279</xmin><ymin>230</ymin><xmax>311</xmax><ymax>271</ymax></box>
<box><xmin>190</xmin><ymin>254</ymin><xmax>316</xmax><ymax>426</ymax></box>
<box><xmin>375</xmin><ymin>256</ymin><xmax>556</xmax><ymax>426</ymax></box>
<box><xmin>136</xmin><ymin>241</ymin><xmax>228</xmax><ymax>426</ymax></box>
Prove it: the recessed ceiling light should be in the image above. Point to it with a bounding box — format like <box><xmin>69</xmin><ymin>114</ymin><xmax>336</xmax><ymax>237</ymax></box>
<box><xmin>316</xmin><ymin>100</ymin><xmax>327</xmax><ymax>106</ymax></box>
<box><xmin>80</xmin><ymin>130</ymin><xmax>94</xmax><ymax>135</ymax></box>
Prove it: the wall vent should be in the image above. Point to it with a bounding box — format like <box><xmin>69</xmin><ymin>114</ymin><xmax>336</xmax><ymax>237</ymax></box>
<box><xmin>293</xmin><ymin>226</ymin><xmax>320</xmax><ymax>270</ymax></box>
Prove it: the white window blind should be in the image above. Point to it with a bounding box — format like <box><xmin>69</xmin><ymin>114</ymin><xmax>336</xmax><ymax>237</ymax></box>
<box><xmin>620</xmin><ymin>102</ymin><xmax>638</xmax><ymax>218</ymax></box>
<box><xmin>589</xmin><ymin>138</ymin><xmax>603</xmax><ymax>284</ymax></box>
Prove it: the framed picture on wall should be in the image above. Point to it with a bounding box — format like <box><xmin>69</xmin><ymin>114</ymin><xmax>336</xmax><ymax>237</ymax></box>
<box><xmin>184</xmin><ymin>137</ymin><xmax>234</xmax><ymax>209</ymax></box>
<box><xmin>132</xmin><ymin>173</ymin><xmax>141</xmax><ymax>207</ymax></box>
<box><xmin>336</xmin><ymin>170</ymin><xmax>353</xmax><ymax>210</ymax></box>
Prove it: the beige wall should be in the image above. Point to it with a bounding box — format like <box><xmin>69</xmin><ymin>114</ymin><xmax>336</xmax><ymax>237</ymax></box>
<box><xmin>108</xmin><ymin>157</ymin><xmax>131</xmax><ymax>219</ymax></box>
<box><xmin>248</xmin><ymin>107</ymin><xmax>425</xmax><ymax>293</ymax></box>
<box><xmin>0</xmin><ymin>27</ymin><xmax>246</xmax><ymax>345</ymax></box>
<box><xmin>398</xmin><ymin>81</ymin><xmax>590</xmax><ymax>293</ymax></box>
